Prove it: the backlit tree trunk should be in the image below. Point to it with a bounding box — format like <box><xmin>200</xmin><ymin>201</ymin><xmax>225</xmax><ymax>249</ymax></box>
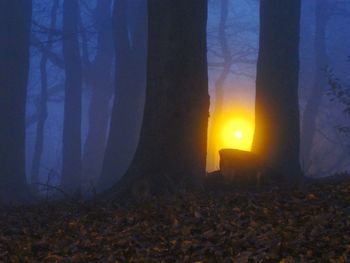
<box><xmin>61</xmin><ymin>0</ymin><xmax>83</xmax><ymax>192</ymax></box>
<box><xmin>112</xmin><ymin>0</ymin><xmax>209</xmax><ymax>196</ymax></box>
<box><xmin>253</xmin><ymin>0</ymin><xmax>302</xmax><ymax>179</ymax></box>
<box><xmin>0</xmin><ymin>0</ymin><xmax>32</xmax><ymax>202</ymax></box>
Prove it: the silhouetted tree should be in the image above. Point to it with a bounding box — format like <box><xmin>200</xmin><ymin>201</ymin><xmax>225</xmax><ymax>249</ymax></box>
<box><xmin>253</xmin><ymin>0</ymin><xmax>302</xmax><ymax>179</ymax></box>
<box><xmin>0</xmin><ymin>0</ymin><xmax>32</xmax><ymax>202</ymax></box>
<box><xmin>108</xmin><ymin>0</ymin><xmax>209</xmax><ymax>197</ymax></box>
<box><xmin>61</xmin><ymin>0</ymin><xmax>83</xmax><ymax>192</ymax></box>
<box><xmin>99</xmin><ymin>0</ymin><xmax>148</xmax><ymax>190</ymax></box>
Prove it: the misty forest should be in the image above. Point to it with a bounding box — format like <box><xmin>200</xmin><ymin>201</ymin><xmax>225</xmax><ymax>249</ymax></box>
<box><xmin>1</xmin><ymin>0</ymin><xmax>350</xmax><ymax>261</ymax></box>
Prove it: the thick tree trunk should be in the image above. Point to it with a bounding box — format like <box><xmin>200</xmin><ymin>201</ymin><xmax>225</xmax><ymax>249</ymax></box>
<box><xmin>112</xmin><ymin>0</ymin><xmax>209</xmax><ymax>197</ymax></box>
<box><xmin>99</xmin><ymin>0</ymin><xmax>148</xmax><ymax>191</ymax></box>
<box><xmin>301</xmin><ymin>0</ymin><xmax>330</xmax><ymax>173</ymax></box>
<box><xmin>82</xmin><ymin>0</ymin><xmax>114</xmax><ymax>188</ymax></box>
<box><xmin>253</xmin><ymin>0</ymin><xmax>302</xmax><ymax>179</ymax></box>
<box><xmin>0</xmin><ymin>0</ymin><xmax>32</xmax><ymax>202</ymax></box>
<box><xmin>61</xmin><ymin>0</ymin><xmax>83</xmax><ymax>192</ymax></box>
<box><xmin>31</xmin><ymin>0</ymin><xmax>59</xmax><ymax>190</ymax></box>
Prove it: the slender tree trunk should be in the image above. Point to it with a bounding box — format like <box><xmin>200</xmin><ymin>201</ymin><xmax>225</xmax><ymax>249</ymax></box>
<box><xmin>0</xmin><ymin>0</ymin><xmax>32</xmax><ymax>202</ymax></box>
<box><xmin>253</xmin><ymin>0</ymin><xmax>302</xmax><ymax>179</ymax></box>
<box><xmin>82</xmin><ymin>0</ymin><xmax>114</xmax><ymax>188</ymax></box>
<box><xmin>99</xmin><ymin>0</ymin><xmax>148</xmax><ymax>191</ymax></box>
<box><xmin>61</xmin><ymin>0</ymin><xmax>83</xmax><ymax>192</ymax></box>
<box><xmin>301</xmin><ymin>0</ymin><xmax>330</xmax><ymax>173</ymax></box>
<box><xmin>208</xmin><ymin>0</ymin><xmax>232</xmax><ymax>171</ymax></box>
<box><xmin>111</xmin><ymin>0</ymin><xmax>209</xmax><ymax>197</ymax></box>
<box><xmin>31</xmin><ymin>0</ymin><xmax>59</xmax><ymax>190</ymax></box>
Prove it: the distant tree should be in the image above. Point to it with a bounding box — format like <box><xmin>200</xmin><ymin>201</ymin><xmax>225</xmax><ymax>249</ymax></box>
<box><xmin>82</xmin><ymin>0</ymin><xmax>114</xmax><ymax>188</ymax></box>
<box><xmin>108</xmin><ymin>0</ymin><xmax>209</xmax><ymax>196</ymax></box>
<box><xmin>0</xmin><ymin>0</ymin><xmax>32</xmax><ymax>202</ymax></box>
<box><xmin>206</xmin><ymin>0</ymin><xmax>258</xmax><ymax>171</ymax></box>
<box><xmin>301</xmin><ymin>0</ymin><xmax>350</xmax><ymax>174</ymax></box>
<box><xmin>211</xmin><ymin>0</ymin><xmax>231</xmax><ymax>115</ymax></box>
<box><xmin>61</xmin><ymin>0</ymin><xmax>83</xmax><ymax>192</ymax></box>
<box><xmin>31</xmin><ymin>0</ymin><xmax>60</xmax><ymax>190</ymax></box>
<box><xmin>253</xmin><ymin>0</ymin><xmax>302</xmax><ymax>179</ymax></box>
<box><xmin>301</xmin><ymin>0</ymin><xmax>331</xmax><ymax>173</ymax></box>
<box><xmin>207</xmin><ymin>0</ymin><xmax>231</xmax><ymax>171</ymax></box>
<box><xmin>327</xmin><ymin>66</ymin><xmax>350</xmax><ymax>154</ymax></box>
<box><xmin>30</xmin><ymin>0</ymin><xmax>115</xmax><ymax>188</ymax></box>
<box><xmin>99</xmin><ymin>0</ymin><xmax>148</xmax><ymax>190</ymax></box>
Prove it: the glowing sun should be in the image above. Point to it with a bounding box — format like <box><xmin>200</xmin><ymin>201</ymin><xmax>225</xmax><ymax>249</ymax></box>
<box><xmin>207</xmin><ymin>107</ymin><xmax>255</xmax><ymax>171</ymax></box>
<box><xmin>234</xmin><ymin>131</ymin><xmax>243</xmax><ymax>139</ymax></box>
<box><xmin>221</xmin><ymin>118</ymin><xmax>254</xmax><ymax>151</ymax></box>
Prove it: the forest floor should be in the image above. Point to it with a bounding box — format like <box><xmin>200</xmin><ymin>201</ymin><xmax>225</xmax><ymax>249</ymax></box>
<box><xmin>1</xmin><ymin>176</ymin><xmax>350</xmax><ymax>263</ymax></box>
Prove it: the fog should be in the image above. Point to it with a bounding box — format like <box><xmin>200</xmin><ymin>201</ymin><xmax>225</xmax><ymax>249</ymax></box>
<box><xmin>2</xmin><ymin>0</ymin><xmax>349</xmax><ymax>199</ymax></box>
<box><xmin>25</xmin><ymin>0</ymin><xmax>350</xmax><ymax>192</ymax></box>
<box><xmin>2</xmin><ymin>1</ymin><xmax>350</xmax><ymax>260</ymax></box>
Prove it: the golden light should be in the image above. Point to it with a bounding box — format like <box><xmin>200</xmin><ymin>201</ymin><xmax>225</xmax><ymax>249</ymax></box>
<box><xmin>207</xmin><ymin>107</ymin><xmax>255</xmax><ymax>171</ymax></box>
<box><xmin>221</xmin><ymin>118</ymin><xmax>254</xmax><ymax>151</ymax></box>
<box><xmin>234</xmin><ymin>131</ymin><xmax>243</xmax><ymax>139</ymax></box>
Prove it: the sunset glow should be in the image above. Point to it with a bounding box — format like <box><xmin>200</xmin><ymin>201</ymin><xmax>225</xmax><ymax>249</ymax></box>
<box><xmin>221</xmin><ymin>118</ymin><xmax>254</xmax><ymax>151</ymax></box>
<box><xmin>207</xmin><ymin>108</ymin><xmax>255</xmax><ymax>171</ymax></box>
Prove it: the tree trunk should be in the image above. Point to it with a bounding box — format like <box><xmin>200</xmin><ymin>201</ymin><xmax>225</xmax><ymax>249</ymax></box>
<box><xmin>61</xmin><ymin>0</ymin><xmax>83</xmax><ymax>192</ymax></box>
<box><xmin>82</xmin><ymin>0</ymin><xmax>114</xmax><ymax>188</ymax></box>
<box><xmin>31</xmin><ymin>0</ymin><xmax>59</xmax><ymax>190</ymax></box>
<box><xmin>112</xmin><ymin>0</ymin><xmax>209</xmax><ymax>197</ymax></box>
<box><xmin>99</xmin><ymin>0</ymin><xmax>148</xmax><ymax>191</ymax></box>
<box><xmin>301</xmin><ymin>0</ymin><xmax>330</xmax><ymax>173</ymax></box>
<box><xmin>253</xmin><ymin>0</ymin><xmax>302</xmax><ymax>179</ymax></box>
<box><xmin>0</xmin><ymin>0</ymin><xmax>32</xmax><ymax>202</ymax></box>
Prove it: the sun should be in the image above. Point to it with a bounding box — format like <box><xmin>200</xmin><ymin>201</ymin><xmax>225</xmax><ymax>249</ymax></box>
<box><xmin>221</xmin><ymin>118</ymin><xmax>254</xmax><ymax>151</ymax></box>
<box><xmin>234</xmin><ymin>131</ymin><xmax>243</xmax><ymax>139</ymax></box>
<box><xmin>207</xmin><ymin>107</ymin><xmax>255</xmax><ymax>171</ymax></box>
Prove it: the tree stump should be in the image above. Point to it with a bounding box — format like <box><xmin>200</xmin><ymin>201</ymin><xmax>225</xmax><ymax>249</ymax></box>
<box><xmin>219</xmin><ymin>149</ymin><xmax>264</xmax><ymax>184</ymax></box>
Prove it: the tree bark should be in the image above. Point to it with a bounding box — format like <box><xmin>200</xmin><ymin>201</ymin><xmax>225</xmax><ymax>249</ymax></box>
<box><xmin>31</xmin><ymin>0</ymin><xmax>59</xmax><ymax>190</ymax></box>
<box><xmin>98</xmin><ymin>0</ymin><xmax>148</xmax><ymax>191</ymax></box>
<box><xmin>61</xmin><ymin>0</ymin><xmax>83</xmax><ymax>192</ymax></box>
<box><xmin>301</xmin><ymin>0</ymin><xmax>330</xmax><ymax>173</ymax></box>
<box><xmin>253</xmin><ymin>0</ymin><xmax>302</xmax><ymax>179</ymax></box>
<box><xmin>0</xmin><ymin>0</ymin><xmax>32</xmax><ymax>202</ymax></box>
<box><xmin>82</xmin><ymin>0</ymin><xmax>114</xmax><ymax>188</ymax></box>
<box><xmin>111</xmin><ymin>0</ymin><xmax>209</xmax><ymax>197</ymax></box>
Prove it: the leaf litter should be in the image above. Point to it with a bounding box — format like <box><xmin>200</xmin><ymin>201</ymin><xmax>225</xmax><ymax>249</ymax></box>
<box><xmin>1</xmin><ymin>178</ymin><xmax>350</xmax><ymax>262</ymax></box>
